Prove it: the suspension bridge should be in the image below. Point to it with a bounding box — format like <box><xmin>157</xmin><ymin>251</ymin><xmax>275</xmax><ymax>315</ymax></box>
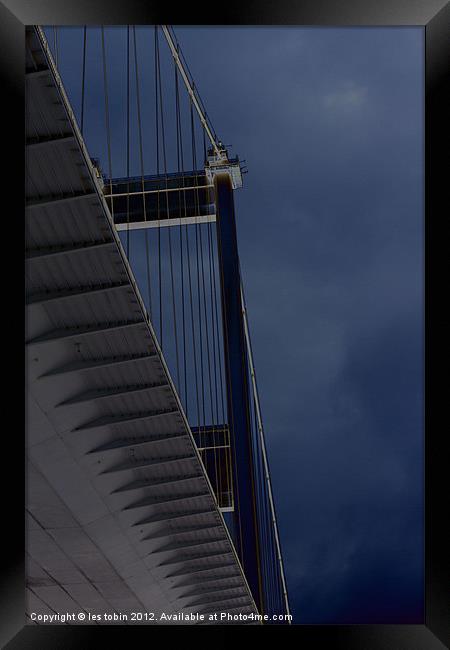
<box><xmin>25</xmin><ymin>25</ymin><xmax>290</xmax><ymax>625</ymax></box>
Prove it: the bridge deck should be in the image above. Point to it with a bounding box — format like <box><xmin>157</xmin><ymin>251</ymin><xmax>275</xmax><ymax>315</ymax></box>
<box><xmin>25</xmin><ymin>25</ymin><xmax>257</xmax><ymax>625</ymax></box>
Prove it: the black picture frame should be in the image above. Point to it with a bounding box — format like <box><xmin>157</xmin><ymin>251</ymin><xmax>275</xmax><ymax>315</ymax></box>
<box><xmin>1</xmin><ymin>0</ymin><xmax>448</xmax><ymax>647</ymax></box>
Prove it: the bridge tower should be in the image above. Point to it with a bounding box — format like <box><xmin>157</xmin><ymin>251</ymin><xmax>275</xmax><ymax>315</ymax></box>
<box><xmin>208</xmin><ymin>162</ymin><xmax>263</xmax><ymax>610</ymax></box>
<box><xmin>106</xmin><ymin>151</ymin><xmax>265</xmax><ymax>610</ymax></box>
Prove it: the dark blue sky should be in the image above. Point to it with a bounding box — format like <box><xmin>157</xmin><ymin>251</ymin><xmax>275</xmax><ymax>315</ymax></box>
<box><xmin>49</xmin><ymin>26</ymin><xmax>424</xmax><ymax>624</ymax></box>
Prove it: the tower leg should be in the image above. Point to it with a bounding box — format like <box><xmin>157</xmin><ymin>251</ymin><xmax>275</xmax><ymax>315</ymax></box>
<box><xmin>214</xmin><ymin>173</ymin><xmax>263</xmax><ymax>612</ymax></box>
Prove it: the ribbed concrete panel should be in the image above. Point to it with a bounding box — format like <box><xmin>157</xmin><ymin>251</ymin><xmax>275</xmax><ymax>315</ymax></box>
<box><xmin>25</xmin><ymin>25</ymin><xmax>258</xmax><ymax>625</ymax></box>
